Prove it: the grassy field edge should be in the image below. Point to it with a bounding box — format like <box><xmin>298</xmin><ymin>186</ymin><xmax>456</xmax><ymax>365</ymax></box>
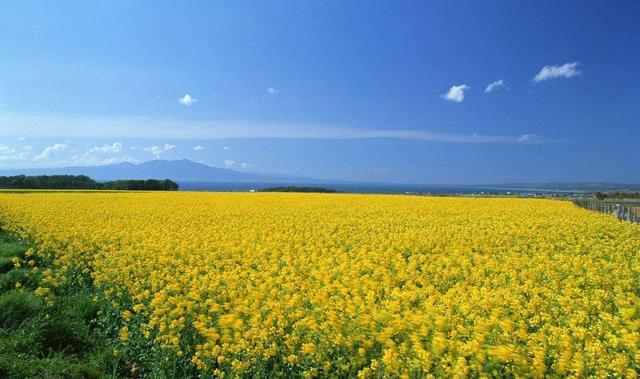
<box><xmin>0</xmin><ymin>227</ymin><xmax>125</xmax><ymax>378</ymax></box>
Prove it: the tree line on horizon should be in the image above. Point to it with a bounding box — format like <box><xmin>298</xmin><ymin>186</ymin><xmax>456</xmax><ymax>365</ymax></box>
<box><xmin>0</xmin><ymin>175</ymin><xmax>179</xmax><ymax>191</ymax></box>
<box><xmin>595</xmin><ymin>192</ymin><xmax>640</xmax><ymax>200</ymax></box>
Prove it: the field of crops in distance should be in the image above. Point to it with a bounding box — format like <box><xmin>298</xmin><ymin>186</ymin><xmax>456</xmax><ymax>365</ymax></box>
<box><xmin>1</xmin><ymin>192</ymin><xmax>639</xmax><ymax>377</ymax></box>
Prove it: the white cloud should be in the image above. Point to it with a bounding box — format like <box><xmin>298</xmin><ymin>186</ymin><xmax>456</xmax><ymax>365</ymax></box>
<box><xmin>441</xmin><ymin>84</ymin><xmax>470</xmax><ymax>103</ymax></box>
<box><xmin>223</xmin><ymin>146</ymin><xmax>230</xmax><ymax>150</ymax></box>
<box><xmin>0</xmin><ymin>144</ymin><xmax>15</xmax><ymax>154</ymax></box>
<box><xmin>193</xmin><ymin>145</ymin><xmax>204</xmax><ymax>151</ymax></box>
<box><xmin>266</xmin><ymin>87</ymin><xmax>279</xmax><ymax>95</ymax></box>
<box><xmin>33</xmin><ymin>143</ymin><xmax>68</xmax><ymax>161</ymax></box>
<box><xmin>144</xmin><ymin>146</ymin><xmax>162</xmax><ymax>157</ymax></box>
<box><xmin>517</xmin><ymin>133</ymin><xmax>538</xmax><ymax>142</ymax></box>
<box><xmin>0</xmin><ymin>144</ymin><xmax>28</xmax><ymax>162</ymax></box>
<box><xmin>178</xmin><ymin>94</ymin><xmax>197</xmax><ymax>106</ymax></box>
<box><xmin>99</xmin><ymin>157</ymin><xmax>141</xmax><ymax>165</ymax></box>
<box><xmin>0</xmin><ymin>141</ymin><xmax>142</xmax><ymax>168</ymax></box>
<box><xmin>66</xmin><ymin>151</ymin><xmax>141</xmax><ymax>167</ymax></box>
<box><xmin>18</xmin><ymin>136</ymin><xmax>26</xmax><ymax>141</ymax></box>
<box><xmin>89</xmin><ymin>142</ymin><xmax>123</xmax><ymax>154</ymax></box>
<box><xmin>240</xmin><ymin>162</ymin><xmax>251</xmax><ymax>170</ymax></box>
<box><xmin>224</xmin><ymin>159</ymin><xmax>236</xmax><ymax>167</ymax></box>
<box><xmin>533</xmin><ymin>62</ymin><xmax>580</xmax><ymax>82</ymax></box>
<box><xmin>143</xmin><ymin>143</ymin><xmax>176</xmax><ymax>159</ymax></box>
<box><xmin>0</xmin><ymin>151</ymin><xmax>29</xmax><ymax>162</ymax></box>
<box><xmin>484</xmin><ymin>79</ymin><xmax>506</xmax><ymax>93</ymax></box>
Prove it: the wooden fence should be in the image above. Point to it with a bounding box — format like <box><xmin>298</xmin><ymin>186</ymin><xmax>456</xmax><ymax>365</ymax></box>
<box><xmin>574</xmin><ymin>200</ymin><xmax>640</xmax><ymax>223</ymax></box>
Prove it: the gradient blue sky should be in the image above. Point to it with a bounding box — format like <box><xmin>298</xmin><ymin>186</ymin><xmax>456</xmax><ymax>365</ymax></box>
<box><xmin>0</xmin><ymin>1</ymin><xmax>639</xmax><ymax>184</ymax></box>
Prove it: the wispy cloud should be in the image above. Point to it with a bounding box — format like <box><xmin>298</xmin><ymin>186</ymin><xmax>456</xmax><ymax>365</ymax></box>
<box><xmin>441</xmin><ymin>84</ymin><xmax>470</xmax><ymax>102</ymax></box>
<box><xmin>178</xmin><ymin>94</ymin><xmax>197</xmax><ymax>106</ymax></box>
<box><xmin>517</xmin><ymin>133</ymin><xmax>538</xmax><ymax>142</ymax></box>
<box><xmin>33</xmin><ymin>143</ymin><xmax>68</xmax><ymax>161</ymax></box>
<box><xmin>484</xmin><ymin>79</ymin><xmax>506</xmax><ymax>93</ymax></box>
<box><xmin>266</xmin><ymin>87</ymin><xmax>279</xmax><ymax>95</ymax></box>
<box><xmin>143</xmin><ymin>143</ymin><xmax>176</xmax><ymax>158</ymax></box>
<box><xmin>0</xmin><ymin>152</ymin><xmax>29</xmax><ymax>162</ymax></box>
<box><xmin>224</xmin><ymin>159</ymin><xmax>236</xmax><ymax>168</ymax></box>
<box><xmin>533</xmin><ymin>62</ymin><xmax>580</xmax><ymax>82</ymax></box>
<box><xmin>0</xmin><ymin>113</ymin><xmax>561</xmax><ymax>144</ymax></box>
<box><xmin>89</xmin><ymin>142</ymin><xmax>123</xmax><ymax>153</ymax></box>
<box><xmin>193</xmin><ymin>145</ymin><xmax>204</xmax><ymax>151</ymax></box>
<box><xmin>0</xmin><ymin>144</ymin><xmax>28</xmax><ymax>162</ymax></box>
<box><xmin>0</xmin><ymin>141</ymin><xmax>141</xmax><ymax>168</ymax></box>
<box><xmin>99</xmin><ymin>157</ymin><xmax>140</xmax><ymax>165</ymax></box>
<box><xmin>68</xmin><ymin>152</ymin><xmax>140</xmax><ymax>167</ymax></box>
<box><xmin>0</xmin><ymin>144</ymin><xmax>15</xmax><ymax>154</ymax></box>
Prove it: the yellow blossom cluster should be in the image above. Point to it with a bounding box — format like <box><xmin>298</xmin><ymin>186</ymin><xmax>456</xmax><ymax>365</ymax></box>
<box><xmin>0</xmin><ymin>192</ymin><xmax>639</xmax><ymax>377</ymax></box>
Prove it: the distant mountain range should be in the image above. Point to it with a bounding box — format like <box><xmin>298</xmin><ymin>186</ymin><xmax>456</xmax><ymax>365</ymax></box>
<box><xmin>1</xmin><ymin>160</ymin><xmax>639</xmax><ymax>193</ymax></box>
<box><xmin>0</xmin><ymin>159</ymin><xmax>320</xmax><ymax>184</ymax></box>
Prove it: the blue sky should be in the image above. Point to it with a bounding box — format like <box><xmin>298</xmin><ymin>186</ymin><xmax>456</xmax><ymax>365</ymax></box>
<box><xmin>0</xmin><ymin>1</ymin><xmax>639</xmax><ymax>184</ymax></box>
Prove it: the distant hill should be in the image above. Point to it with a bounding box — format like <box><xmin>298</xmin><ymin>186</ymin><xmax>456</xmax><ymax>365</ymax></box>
<box><xmin>260</xmin><ymin>186</ymin><xmax>338</xmax><ymax>193</ymax></box>
<box><xmin>0</xmin><ymin>159</ymin><xmax>320</xmax><ymax>184</ymax></box>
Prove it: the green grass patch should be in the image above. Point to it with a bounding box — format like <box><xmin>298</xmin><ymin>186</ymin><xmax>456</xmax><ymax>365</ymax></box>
<box><xmin>0</xmin><ymin>290</ymin><xmax>43</xmax><ymax>332</ymax></box>
<box><xmin>0</xmin><ymin>256</ymin><xmax>14</xmax><ymax>273</ymax></box>
<box><xmin>0</xmin><ymin>228</ymin><xmax>125</xmax><ymax>378</ymax></box>
<box><xmin>0</xmin><ymin>269</ymin><xmax>36</xmax><ymax>292</ymax></box>
<box><xmin>0</xmin><ymin>236</ymin><xmax>26</xmax><ymax>258</ymax></box>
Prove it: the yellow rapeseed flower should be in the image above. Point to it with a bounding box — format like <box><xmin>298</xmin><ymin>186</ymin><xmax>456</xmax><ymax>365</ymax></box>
<box><xmin>0</xmin><ymin>192</ymin><xmax>638</xmax><ymax>376</ymax></box>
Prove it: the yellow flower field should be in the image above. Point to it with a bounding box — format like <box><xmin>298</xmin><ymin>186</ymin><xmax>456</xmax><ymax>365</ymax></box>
<box><xmin>0</xmin><ymin>192</ymin><xmax>639</xmax><ymax>377</ymax></box>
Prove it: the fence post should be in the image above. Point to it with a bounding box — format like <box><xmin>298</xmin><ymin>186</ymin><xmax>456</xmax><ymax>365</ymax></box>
<box><xmin>575</xmin><ymin>200</ymin><xmax>639</xmax><ymax>223</ymax></box>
